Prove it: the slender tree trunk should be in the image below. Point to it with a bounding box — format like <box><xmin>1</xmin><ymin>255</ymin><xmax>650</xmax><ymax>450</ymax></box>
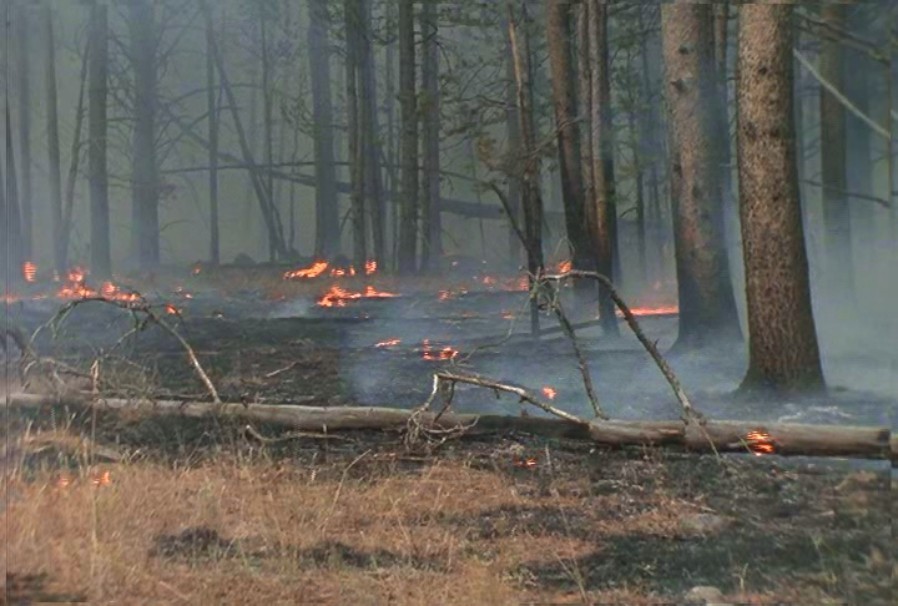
<box><xmin>15</xmin><ymin>4</ymin><xmax>32</xmax><ymax>259</ymax></box>
<box><xmin>640</xmin><ymin>26</ymin><xmax>665</xmax><ymax>285</ymax></box>
<box><xmin>88</xmin><ymin>3</ymin><xmax>111</xmax><ymax>279</ymax></box>
<box><xmin>625</xmin><ymin>81</ymin><xmax>647</xmax><ymax>286</ymax></box>
<box><xmin>261</xmin><ymin>12</ymin><xmax>275</xmax><ymax>262</ymax></box>
<box><xmin>129</xmin><ymin>0</ymin><xmax>160</xmax><ymax>269</ymax></box>
<box><xmin>576</xmin><ymin>4</ymin><xmax>594</xmax><ymax>267</ymax></box>
<box><xmin>5</xmin><ymin>106</ymin><xmax>24</xmax><ymax>277</ymax></box>
<box><xmin>43</xmin><ymin>5</ymin><xmax>65</xmax><ymax>275</ymax></box>
<box><xmin>586</xmin><ymin>0</ymin><xmax>619</xmax><ymax>336</ymax></box>
<box><xmin>345</xmin><ymin>0</ymin><xmax>367</xmax><ymax>269</ymax></box>
<box><xmin>359</xmin><ymin>0</ymin><xmax>385</xmax><ymax>268</ymax></box>
<box><xmin>661</xmin><ymin>2</ymin><xmax>740</xmax><ymax>348</ymax></box>
<box><xmin>397</xmin><ymin>0</ymin><xmax>418</xmax><ymax>274</ymax></box>
<box><xmin>819</xmin><ymin>4</ymin><xmax>853</xmax><ymax>304</ymax></box>
<box><xmin>736</xmin><ymin>3</ymin><xmax>824</xmax><ymax>393</ymax></box>
<box><xmin>507</xmin><ymin>1</ymin><xmax>543</xmax><ymax>336</ymax></box>
<box><xmin>546</xmin><ymin>0</ymin><xmax>593</xmax><ymax>307</ymax></box>
<box><xmin>308</xmin><ymin>0</ymin><xmax>340</xmax><ymax>258</ymax></box>
<box><xmin>384</xmin><ymin>0</ymin><xmax>398</xmax><ymax>268</ymax></box>
<box><xmin>206</xmin><ymin>7</ymin><xmax>220</xmax><ymax>265</ymax></box>
<box><xmin>420</xmin><ymin>1</ymin><xmax>441</xmax><ymax>272</ymax></box>
<box><xmin>504</xmin><ymin>16</ymin><xmax>523</xmax><ymax>269</ymax></box>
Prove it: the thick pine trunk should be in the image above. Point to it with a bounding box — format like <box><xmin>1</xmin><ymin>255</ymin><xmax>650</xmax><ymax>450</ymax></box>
<box><xmin>88</xmin><ymin>3</ymin><xmax>111</xmax><ymax>279</ymax></box>
<box><xmin>546</xmin><ymin>0</ymin><xmax>592</xmax><ymax>294</ymax></box>
<box><xmin>359</xmin><ymin>0</ymin><xmax>386</xmax><ymax>269</ymax></box>
<box><xmin>308</xmin><ymin>0</ymin><xmax>340</xmax><ymax>259</ymax></box>
<box><xmin>397</xmin><ymin>0</ymin><xmax>419</xmax><ymax>274</ymax></box>
<box><xmin>43</xmin><ymin>6</ymin><xmax>65</xmax><ymax>275</ymax></box>
<box><xmin>504</xmin><ymin>18</ymin><xmax>523</xmax><ymax>269</ymax></box>
<box><xmin>15</xmin><ymin>4</ymin><xmax>32</xmax><ymax>259</ymax></box>
<box><xmin>129</xmin><ymin>0</ymin><xmax>160</xmax><ymax>269</ymax></box>
<box><xmin>419</xmin><ymin>1</ymin><xmax>442</xmax><ymax>272</ymax></box>
<box><xmin>5</xmin><ymin>107</ymin><xmax>24</xmax><ymax>279</ymax></box>
<box><xmin>586</xmin><ymin>0</ymin><xmax>619</xmax><ymax>336</ymax></box>
<box><xmin>260</xmin><ymin>14</ymin><xmax>276</xmax><ymax>262</ymax></box>
<box><xmin>344</xmin><ymin>0</ymin><xmax>367</xmax><ymax>269</ymax></box>
<box><xmin>736</xmin><ymin>3</ymin><xmax>824</xmax><ymax>393</ymax></box>
<box><xmin>661</xmin><ymin>2</ymin><xmax>740</xmax><ymax>349</ymax></box>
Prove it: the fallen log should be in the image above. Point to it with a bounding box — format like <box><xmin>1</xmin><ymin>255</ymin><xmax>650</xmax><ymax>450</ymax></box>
<box><xmin>5</xmin><ymin>393</ymin><xmax>895</xmax><ymax>462</ymax></box>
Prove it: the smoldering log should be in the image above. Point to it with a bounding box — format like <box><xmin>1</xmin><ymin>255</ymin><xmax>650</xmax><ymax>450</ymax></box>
<box><xmin>6</xmin><ymin>393</ymin><xmax>894</xmax><ymax>462</ymax></box>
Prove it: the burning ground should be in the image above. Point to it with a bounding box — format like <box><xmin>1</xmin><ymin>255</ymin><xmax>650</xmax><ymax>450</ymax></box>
<box><xmin>2</xmin><ymin>262</ymin><xmax>895</xmax><ymax>603</ymax></box>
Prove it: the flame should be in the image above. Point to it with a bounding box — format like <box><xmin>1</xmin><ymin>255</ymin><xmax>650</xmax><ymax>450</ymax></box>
<box><xmin>285</xmin><ymin>260</ymin><xmax>329</xmax><ymax>279</ymax></box>
<box><xmin>317</xmin><ymin>285</ymin><xmax>398</xmax><ymax>308</ymax></box>
<box><xmin>421</xmin><ymin>339</ymin><xmax>458</xmax><ymax>361</ymax></box>
<box><xmin>616</xmin><ymin>304</ymin><xmax>679</xmax><ymax>317</ymax></box>
<box><xmin>92</xmin><ymin>471</ymin><xmax>111</xmax><ymax>487</ymax></box>
<box><xmin>285</xmin><ymin>259</ymin><xmax>378</xmax><ymax>280</ymax></box>
<box><xmin>22</xmin><ymin>261</ymin><xmax>37</xmax><ymax>282</ymax></box>
<box><xmin>438</xmin><ymin>287</ymin><xmax>468</xmax><ymax>301</ymax></box>
<box><xmin>542</xmin><ymin>386</ymin><xmax>557</xmax><ymax>400</ymax></box>
<box><xmin>164</xmin><ymin>303</ymin><xmax>180</xmax><ymax>315</ymax></box>
<box><xmin>481</xmin><ymin>275</ymin><xmax>497</xmax><ymax>286</ymax></box>
<box><xmin>557</xmin><ymin>260</ymin><xmax>572</xmax><ymax>273</ymax></box>
<box><xmin>745</xmin><ymin>429</ymin><xmax>776</xmax><ymax>456</ymax></box>
<box><xmin>501</xmin><ymin>310</ymin><xmax>515</xmax><ymax>320</ymax></box>
<box><xmin>191</xmin><ymin>263</ymin><xmax>203</xmax><ymax>275</ymax></box>
<box><xmin>375</xmin><ymin>338</ymin><xmax>401</xmax><ymax>348</ymax></box>
<box><xmin>513</xmin><ymin>456</ymin><xmax>538</xmax><ymax>469</ymax></box>
<box><xmin>365</xmin><ymin>260</ymin><xmax>377</xmax><ymax>275</ymax></box>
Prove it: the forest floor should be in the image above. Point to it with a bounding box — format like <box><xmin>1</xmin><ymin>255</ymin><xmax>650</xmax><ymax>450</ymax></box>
<box><xmin>2</xmin><ymin>264</ymin><xmax>894</xmax><ymax>604</ymax></box>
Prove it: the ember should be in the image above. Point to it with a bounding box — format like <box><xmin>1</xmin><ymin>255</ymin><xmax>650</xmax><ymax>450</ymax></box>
<box><xmin>317</xmin><ymin>285</ymin><xmax>398</xmax><ymax>308</ymax></box>
<box><xmin>164</xmin><ymin>303</ymin><xmax>180</xmax><ymax>315</ymax></box>
<box><xmin>745</xmin><ymin>429</ymin><xmax>776</xmax><ymax>456</ymax></box>
<box><xmin>542</xmin><ymin>386</ymin><xmax>557</xmax><ymax>400</ymax></box>
<box><xmin>22</xmin><ymin>261</ymin><xmax>37</xmax><ymax>282</ymax></box>
<box><xmin>616</xmin><ymin>304</ymin><xmax>680</xmax><ymax>317</ymax></box>
<box><xmin>557</xmin><ymin>260</ymin><xmax>572</xmax><ymax>273</ymax></box>
<box><xmin>375</xmin><ymin>338</ymin><xmax>401</xmax><ymax>348</ymax></box>
<box><xmin>421</xmin><ymin>339</ymin><xmax>458</xmax><ymax>361</ymax></box>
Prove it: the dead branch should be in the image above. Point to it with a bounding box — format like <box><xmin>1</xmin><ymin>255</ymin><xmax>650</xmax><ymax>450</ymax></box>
<box><xmin>542</xmin><ymin>270</ymin><xmax>703</xmax><ymax>424</ymax></box>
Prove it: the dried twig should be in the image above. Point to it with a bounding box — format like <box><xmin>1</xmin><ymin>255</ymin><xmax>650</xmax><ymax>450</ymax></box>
<box><xmin>542</xmin><ymin>270</ymin><xmax>704</xmax><ymax>424</ymax></box>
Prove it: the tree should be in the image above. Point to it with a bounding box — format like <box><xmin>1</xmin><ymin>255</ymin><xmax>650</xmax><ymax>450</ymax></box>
<box><xmin>420</xmin><ymin>0</ymin><xmax>442</xmax><ymax>272</ymax></box>
<box><xmin>307</xmin><ymin>0</ymin><xmax>340</xmax><ymax>259</ymax></box>
<box><xmin>206</xmin><ymin>4</ymin><xmax>220</xmax><ymax>265</ymax></box>
<box><xmin>736</xmin><ymin>2</ymin><xmax>824</xmax><ymax>393</ymax></box>
<box><xmin>546</xmin><ymin>0</ymin><xmax>593</xmax><ymax>305</ymax></box>
<box><xmin>661</xmin><ymin>1</ymin><xmax>741</xmax><ymax>348</ymax></box>
<box><xmin>586</xmin><ymin>0</ymin><xmax>619</xmax><ymax>336</ymax></box>
<box><xmin>359</xmin><ymin>0</ymin><xmax>386</xmax><ymax>268</ymax></box>
<box><xmin>89</xmin><ymin>2</ymin><xmax>111</xmax><ymax>279</ymax></box>
<box><xmin>397</xmin><ymin>0</ymin><xmax>418</xmax><ymax>274</ymax></box>
<box><xmin>43</xmin><ymin>4</ymin><xmax>65</xmax><ymax>275</ymax></box>
<box><xmin>819</xmin><ymin>3</ymin><xmax>853</xmax><ymax>303</ymax></box>
<box><xmin>129</xmin><ymin>0</ymin><xmax>161</xmax><ymax>269</ymax></box>
<box><xmin>4</xmin><ymin>106</ymin><xmax>25</xmax><ymax>280</ymax></box>
<box><xmin>15</xmin><ymin>4</ymin><xmax>32</xmax><ymax>260</ymax></box>
<box><xmin>344</xmin><ymin>0</ymin><xmax>367</xmax><ymax>269</ymax></box>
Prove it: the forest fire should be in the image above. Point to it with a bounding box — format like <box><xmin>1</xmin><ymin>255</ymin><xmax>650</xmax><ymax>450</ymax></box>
<box><xmin>542</xmin><ymin>386</ymin><xmax>557</xmax><ymax>400</ymax></box>
<box><xmin>55</xmin><ymin>270</ymin><xmax>143</xmax><ymax>305</ymax></box>
<box><xmin>421</xmin><ymin>339</ymin><xmax>459</xmax><ymax>361</ymax></box>
<box><xmin>284</xmin><ymin>259</ymin><xmax>378</xmax><ymax>280</ymax></box>
<box><xmin>22</xmin><ymin>261</ymin><xmax>37</xmax><ymax>282</ymax></box>
<box><xmin>375</xmin><ymin>338</ymin><xmax>401</xmax><ymax>348</ymax></box>
<box><xmin>316</xmin><ymin>285</ymin><xmax>398</xmax><ymax>308</ymax></box>
<box><xmin>618</xmin><ymin>304</ymin><xmax>680</xmax><ymax>317</ymax></box>
<box><xmin>745</xmin><ymin>430</ymin><xmax>776</xmax><ymax>456</ymax></box>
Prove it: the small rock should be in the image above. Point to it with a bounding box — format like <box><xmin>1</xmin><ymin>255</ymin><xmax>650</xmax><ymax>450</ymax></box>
<box><xmin>684</xmin><ymin>585</ymin><xmax>731</xmax><ymax>605</ymax></box>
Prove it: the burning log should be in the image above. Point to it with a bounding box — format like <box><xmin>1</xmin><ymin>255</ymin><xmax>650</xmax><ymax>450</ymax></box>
<box><xmin>5</xmin><ymin>392</ymin><xmax>894</xmax><ymax>462</ymax></box>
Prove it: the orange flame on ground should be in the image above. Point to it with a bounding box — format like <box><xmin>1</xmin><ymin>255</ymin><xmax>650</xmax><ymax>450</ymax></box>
<box><xmin>375</xmin><ymin>338</ymin><xmax>401</xmax><ymax>348</ymax></box>
<box><xmin>745</xmin><ymin>430</ymin><xmax>776</xmax><ymax>456</ymax></box>
<box><xmin>92</xmin><ymin>471</ymin><xmax>112</xmax><ymax>487</ymax></box>
<box><xmin>164</xmin><ymin>303</ymin><xmax>180</xmax><ymax>315</ymax></box>
<box><xmin>542</xmin><ymin>386</ymin><xmax>557</xmax><ymax>400</ymax></box>
<box><xmin>317</xmin><ymin>285</ymin><xmax>398</xmax><ymax>308</ymax></box>
<box><xmin>285</xmin><ymin>260</ymin><xmax>329</xmax><ymax>279</ymax></box>
<box><xmin>421</xmin><ymin>339</ymin><xmax>458</xmax><ymax>361</ymax></box>
<box><xmin>22</xmin><ymin>261</ymin><xmax>37</xmax><ymax>282</ymax></box>
<box><xmin>191</xmin><ymin>263</ymin><xmax>203</xmax><ymax>275</ymax></box>
<box><xmin>557</xmin><ymin>260</ymin><xmax>572</xmax><ymax>273</ymax></box>
<box><xmin>285</xmin><ymin>259</ymin><xmax>378</xmax><ymax>280</ymax></box>
<box><xmin>616</xmin><ymin>304</ymin><xmax>680</xmax><ymax>317</ymax></box>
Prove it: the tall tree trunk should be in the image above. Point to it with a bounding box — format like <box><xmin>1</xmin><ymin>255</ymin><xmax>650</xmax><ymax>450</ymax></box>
<box><xmin>576</xmin><ymin>3</ymin><xmax>594</xmax><ymax>268</ymax></box>
<box><xmin>359</xmin><ymin>0</ymin><xmax>386</xmax><ymax>268</ymax></box>
<box><xmin>344</xmin><ymin>0</ymin><xmax>367</xmax><ymax>269</ymax></box>
<box><xmin>384</xmin><ymin>0</ymin><xmax>398</xmax><ymax>268</ymax></box>
<box><xmin>661</xmin><ymin>2</ymin><xmax>740</xmax><ymax>349</ymax></box>
<box><xmin>260</xmin><ymin>11</ymin><xmax>275</xmax><ymax>262</ymax></box>
<box><xmin>624</xmin><ymin>69</ymin><xmax>647</xmax><ymax>286</ymax></box>
<box><xmin>308</xmin><ymin>0</ymin><xmax>340</xmax><ymax>259</ymax></box>
<box><xmin>5</xmin><ymin>106</ymin><xmax>25</xmax><ymax>279</ymax></box>
<box><xmin>397</xmin><ymin>0</ymin><xmax>418</xmax><ymax>274</ymax></box>
<box><xmin>507</xmin><ymin>1</ymin><xmax>544</xmax><ymax>336</ymax></box>
<box><xmin>546</xmin><ymin>0</ymin><xmax>593</xmax><ymax>307</ymax></box>
<box><xmin>736</xmin><ymin>3</ymin><xmax>824</xmax><ymax>393</ymax></box>
<box><xmin>640</xmin><ymin>18</ymin><xmax>665</xmax><ymax>284</ymax></box>
<box><xmin>88</xmin><ymin>3</ymin><xmax>111</xmax><ymax>279</ymax></box>
<box><xmin>586</xmin><ymin>0</ymin><xmax>619</xmax><ymax>336</ymax></box>
<box><xmin>15</xmin><ymin>4</ymin><xmax>32</xmax><ymax>259</ymax></box>
<box><xmin>43</xmin><ymin>5</ymin><xmax>65</xmax><ymax>275</ymax></box>
<box><xmin>504</xmin><ymin>16</ymin><xmax>523</xmax><ymax>269</ymax></box>
<box><xmin>201</xmin><ymin>0</ymin><xmax>285</xmax><ymax>260</ymax></box>
<box><xmin>206</xmin><ymin>6</ymin><xmax>220</xmax><ymax>265</ymax></box>
<box><xmin>819</xmin><ymin>4</ymin><xmax>852</xmax><ymax>305</ymax></box>
<box><xmin>420</xmin><ymin>0</ymin><xmax>441</xmax><ymax>272</ymax></box>
<box><xmin>129</xmin><ymin>0</ymin><xmax>160</xmax><ymax>269</ymax></box>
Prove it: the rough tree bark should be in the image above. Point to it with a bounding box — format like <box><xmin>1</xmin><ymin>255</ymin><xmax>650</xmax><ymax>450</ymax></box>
<box><xmin>507</xmin><ymin>1</ymin><xmax>544</xmax><ymax>336</ymax></box>
<box><xmin>5</xmin><ymin>107</ymin><xmax>24</xmax><ymax>278</ymax></box>
<box><xmin>15</xmin><ymin>4</ymin><xmax>32</xmax><ymax>259</ymax></box>
<box><xmin>546</xmin><ymin>0</ymin><xmax>594</xmax><ymax>306</ymax></box>
<box><xmin>260</xmin><ymin>9</ymin><xmax>275</xmax><ymax>262</ymax></box>
<box><xmin>503</xmin><ymin>14</ymin><xmax>523</xmax><ymax>268</ymax></box>
<box><xmin>308</xmin><ymin>0</ymin><xmax>340</xmax><ymax>259</ymax></box>
<box><xmin>88</xmin><ymin>3</ymin><xmax>111</xmax><ymax>279</ymax></box>
<box><xmin>359</xmin><ymin>0</ymin><xmax>386</xmax><ymax>268</ymax></box>
<box><xmin>129</xmin><ymin>0</ymin><xmax>160</xmax><ymax>269</ymax></box>
<box><xmin>205</xmin><ymin>7</ymin><xmax>220</xmax><ymax>265</ymax></box>
<box><xmin>397</xmin><ymin>0</ymin><xmax>419</xmax><ymax>274</ymax></box>
<box><xmin>586</xmin><ymin>0</ymin><xmax>620</xmax><ymax>336</ymax></box>
<box><xmin>344</xmin><ymin>0</ymin><xmax>367</xmax><ymax>269</ymax></box>
<box><xmin>420</xmin><ymin>0</ymin><xmax>442</xmax><ymax>272</ymax></box>
<box><xmin>736</xmin><ymin>2</ymin><xmax>824</xmax><ymax>393</ymax></box>
<box><xmin>661</xmin><ymin>2</ymin><xmax>741</xmax><ymax>348</ymax></box>
<box><xmin>819</xmin><ymin>3</ymin><xmax>853</xmax><ymax>302</ymax></box>
<box><xmin>43</xmin><ymin>5</ymin><xmax>65</xmax><ymax>275</ymax></box>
